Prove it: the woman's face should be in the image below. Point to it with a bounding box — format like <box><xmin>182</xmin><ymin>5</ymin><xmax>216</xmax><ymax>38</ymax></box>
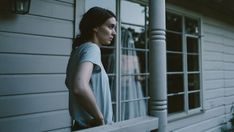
<box><xmin>94</xmin><ymin>17</ymin><xmax>117</xmax><ymax>45</ymax></box>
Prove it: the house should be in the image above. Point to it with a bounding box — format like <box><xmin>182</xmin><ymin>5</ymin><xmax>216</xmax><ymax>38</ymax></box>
<box><xmin>0</xmin><ymin>0</ymin><xmax>234</xmax><ymax>132</ymax></box>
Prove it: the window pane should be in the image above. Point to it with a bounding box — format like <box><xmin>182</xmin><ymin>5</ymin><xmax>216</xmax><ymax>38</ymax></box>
<box><xmin>167</xmin><ymin>74</ymin><xmax>184</xmax><ymax>94</ymax></box>
<box><xmin>137</xmin><ymin>51</ymin><xmax>147</xmax><ymax>73</ymax></box>
<box><xmin>185</xmin><ymin>17</ymin><xmax>199</xmax><ymax>35</ymax></box>
<box><xmin>141</xmin><ymin>75</ymin><xmax>149</xmax><ymax>96</ymax></box>
<box><xmin>167</xmin><ymin>53</ymin><xmax>183</xmax><ymax>72</ymax></box>
<box><xmin>101</xmin><ymin>48</ymin><xmax>115</xmax><ymax>74</ymax></box>
<box><xmin>121</xmin><ymin>100</ymin><xmax>147</xmax><ymax>120</ymax></box>
<box><xmin>187</xmin><ymin>54</ymin><xmax>199</xmax><ymax>71</ymax></box>
<box><xmin>121</xmin><ymin>0</ymin><xmax>145</xmax><ymax>26</ymax></box>
<box><xmin>121</xmin><ymin>24</ymin><xmax>146</xmax><ymax>49</ymax></box>
<box><xmin>188</xmin><ymin>73</ymin><xmax>200</xmax><ymax>91</ymax></box>
<box><xmin>121</xmin><ymin>50</ymin><xmax>146</xmax><ymax>74</ymax></box>
<box><xmin>85</xmin><ymin>0</ymin><xmax>116</xmax><ymax>13</ymax></box>
<box><xmin>109</xmin><ymin>76</ymin><xmax>116</xmax><ymax>102</ymax></box>
<box><xmin>189</xmin><ymin>92</ymin><xmax>200</xmax><ymax>109</ymax></box>
<box><xmin>187</xmin><ymin>37</ymin><xmax>199</xmax><ymax>53</ymax></box>
<box><xmin>112</xmin><ymin>104</ymin><xmax>116</xmax><ymax>122</ymax></box>
<box><xmin>166</xmin><ymin>12</ymin><xmax>182</xmax><ymax>32</ymax></box>
<box><xmin>166</xmin><ymin>32</ymin><xmax>182</xmax><ymax>52</ymax></box>
<box><xmin>121</xmin><ymin>75</ymin><xmax>147</xmax><ymax>120</ymax></box>
<box><xmin>109</xmin><ymin>76</ymin><xmax>116</xmax><ymax>121</ymax></box>
<box><xmin>168</xmin><ymin>95</ymin><xmax>184</xmax><ymax>113</ymax></box>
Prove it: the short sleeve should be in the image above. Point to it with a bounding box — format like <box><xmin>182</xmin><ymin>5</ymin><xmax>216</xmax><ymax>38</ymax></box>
<box><xmin>79</xmin><ymin>44</ymin><xmax>101</xmax><ymax>73</ymax></box>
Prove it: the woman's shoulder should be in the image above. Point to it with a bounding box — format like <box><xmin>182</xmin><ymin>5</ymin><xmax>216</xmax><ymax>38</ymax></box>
<box><xmin>79</xmin><ymin>42</ymin><xmax>100</xmax><ymax>52</ymax></box>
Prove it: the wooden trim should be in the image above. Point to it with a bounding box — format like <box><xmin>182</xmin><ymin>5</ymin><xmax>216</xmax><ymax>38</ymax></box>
<box><xmin>76</xmin><ymin>116</ymin><xmax>158</xmax><ymax>132</ymax></box>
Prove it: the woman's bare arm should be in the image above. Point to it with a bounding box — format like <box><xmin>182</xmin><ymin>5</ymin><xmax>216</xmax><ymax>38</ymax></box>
<box><xmin>73</xmin><ymin>61</ymin><xmax>104</xmax><ymax>125</ymax></box>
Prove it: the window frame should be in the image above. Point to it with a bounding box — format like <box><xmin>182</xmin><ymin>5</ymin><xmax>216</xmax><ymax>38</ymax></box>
<box><xmin>166</xmin><ymin>7</ymin><xmax>204</xmax><ymax>121</ymax></box>
<box><xmin>115</xmin><ymin>0</ymin><xmax>150</xmax><ymax>122</ymax></box>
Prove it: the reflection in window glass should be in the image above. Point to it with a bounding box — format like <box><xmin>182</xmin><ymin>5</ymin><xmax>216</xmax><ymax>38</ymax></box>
<box><xmin>166</xmin><ymin>12</ymin><xmax>182</xmax><ymax>32</ymax></box>
<box><xmin>85</xmin><ymin>0</ymin><xmax>116</xmax><ymax>13</ymax></box>
<box><xmin>185</xmin><ymin>17</ymin><xmax>199</xmax><ymax>35</ymax></box>
<box><xmin>187</xmin><ymin>37</ymin><xmax>199</xmax><ymax>53</ymax></box>
<box><xmin>121</xmin><ymin>0</ymin><xmax>145</xmax><ymax>25</ymax></box>
<box><xmin>166</xmin><ymin>32</ymin><xmax>182</xmax><ymax>52</ymax></box>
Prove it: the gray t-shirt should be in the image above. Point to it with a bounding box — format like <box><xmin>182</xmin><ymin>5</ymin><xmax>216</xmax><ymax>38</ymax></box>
<box><xmin>65</xmin><ymin>42</ymin><xmax>113</xmax><ymax>126</ymax></box>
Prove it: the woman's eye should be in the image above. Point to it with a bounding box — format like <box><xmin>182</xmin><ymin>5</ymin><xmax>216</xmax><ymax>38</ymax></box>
<box><xmin>108</xmin><ymin>24</ymin><xmax>115</xmax><ymax>29</ymax></box>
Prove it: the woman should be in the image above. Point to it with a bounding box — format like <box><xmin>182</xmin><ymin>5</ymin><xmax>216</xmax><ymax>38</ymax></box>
<box><xmin>65</xmin><ymin>7</ymin><xmax>116</xmax><ymax>130</ymax></box>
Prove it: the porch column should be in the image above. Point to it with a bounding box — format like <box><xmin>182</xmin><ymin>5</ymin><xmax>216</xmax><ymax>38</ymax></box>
<box><xmin>149</xmin><ymin>0</ymin><xmax>167</xmax><ymax>132</ymax></box>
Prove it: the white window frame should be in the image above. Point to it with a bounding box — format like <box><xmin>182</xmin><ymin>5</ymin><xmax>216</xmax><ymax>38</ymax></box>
<box><xmin>166</xmin><ymin>6</ymin><xmax>204</xmax><ymax>121</ymax></box>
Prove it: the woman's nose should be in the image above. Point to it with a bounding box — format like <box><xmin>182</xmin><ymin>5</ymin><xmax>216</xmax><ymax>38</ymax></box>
<box><xmin>112</xmin><ymin>29</ymin><xmax>116</xmax><ymax>35</ymax></box>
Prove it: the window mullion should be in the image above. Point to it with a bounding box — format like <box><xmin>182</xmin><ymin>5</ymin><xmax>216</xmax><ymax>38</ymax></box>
<box><xmin>115</xmin><ymin>0</ymin><xmax>121</xmax><ymax>122</ymax></box>
<box><xmin>182</xmin><ymin>16</ymin><xmax>189</xmax><ymax>114</ymax></box>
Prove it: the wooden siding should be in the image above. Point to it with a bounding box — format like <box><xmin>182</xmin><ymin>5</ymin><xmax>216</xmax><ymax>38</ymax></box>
<box><xmin>168</xmin><ymin>6</ymin><xmax>234</xmax><ymax>132</ymax></box>
<box><xmin>0</xmin><ymin>0</ymin><xmax>73</xmax><ymax>131</ymax></box>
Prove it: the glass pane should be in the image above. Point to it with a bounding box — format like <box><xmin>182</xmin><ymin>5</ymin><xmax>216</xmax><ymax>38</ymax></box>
<box><xmin>121</xmin><ymin>50</ymin><xmax>145</xmax><ymax>74</ymax></box>
<box><xmin>166</xmin><ymin>32</ymin><xmax>182</xmax><ymax>52</ymax></box>
<box><xmin>188</xmin><ymin>73</ymin><xmax>200</xmax><ymax>91</ymax></box>
<box><xmin>121</xmin><ymin>100</ymin><xmax>147</xmax><ymax>120</ymax></box>
<box><xmin>167</xmin><ymin>74</ymin><xmax>184</xmax><ymax>94</ymax></box>
<box><xmin>109</xmin><ymin>76</ymin><xmax>116</xmax><ymax>102</ymax></box>
<box><xmin>168</xmin><ymin>95</ymin><xmax>184</xmax><ymax>113</ymax></box>
<box><xmin>101</xmin><ymin>48</ymin><xmax>115</xmax><ymax>73</ymax></box>
<box><xmin>189</xmin><ymin>92</ymin><xmax>200</xmax><ymax>109</ymax></box>
<box><xmin>112</xmin><ymin>104</ymin><xmax>116</xmax><ymax>122</ymax></box>
<box><xmin>121</xmin><ymin>24</ymin><xmax>146</xmax><ymax>49</ymax></box>
<box><xmin>187</xmin><ymin>54</ymin><xmax>199</xmax><ymax>71</ymax></box>
<box><xmin>167</xmin><ymin>53</ymin><xmax>183</xmax><ymax>72</ymax></box>
<box><xmin>121</xmin><ymin>0</ymin><xmax>145</xmax><ymax>26</ymax></box>
<box><xmin>141</xmin><ymin>75</ymin><xmax>149</xmax><ymax>96</ymax></box>
<box><xmin>166</xmin><ymin>12</ymin><xmax>182</xmax><ymax>32</ymax></box>
<box><xmin>85</xmin><ymin>0</ymin><xmax>116</xmax><ymax>13</ymax></box>
<box><xmin>121</xmin><ymin>75</ymin><xmax>147</xmax><ymax>120</ymax></box>
<box><xmin>137</xmin><ymin>51</ymin><xmax>146</xmax><ymax>73</ymax></box>
<box><xmin>187</xmin><ymin>37</ymin><xmax>199</xmax><ymax>53</ymax></box>
<box><xmin>185</xmin><ymin>17</ymin><xmax>199</xmax><ymax>35</ymax></box>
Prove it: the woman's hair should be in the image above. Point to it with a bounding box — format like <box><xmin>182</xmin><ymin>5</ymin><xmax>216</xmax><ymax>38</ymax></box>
<box><xmin>72</xmin><ymin>7</ymin><xmax>116</xmax><ymax>50</ymax></box>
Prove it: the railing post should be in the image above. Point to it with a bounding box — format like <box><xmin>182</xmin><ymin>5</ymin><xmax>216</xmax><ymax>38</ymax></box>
<box><xmin>149</xmin><ymin>0</ymin><xmax>167</xmax><ymax>132</ymax></box>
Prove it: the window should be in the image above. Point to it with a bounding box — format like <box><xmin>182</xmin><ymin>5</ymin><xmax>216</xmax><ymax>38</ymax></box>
<box><xmin>85</xmin><ymin>0</ymin><xmax>149</xmax><ymax>122</ymax></box>
<box><xmin>166</xmin><ymin>12</ymin><xmax>202</xmax><ymax>115</ymax></box>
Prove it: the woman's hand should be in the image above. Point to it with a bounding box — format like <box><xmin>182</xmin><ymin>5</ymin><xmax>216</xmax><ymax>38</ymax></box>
<box><xmin>87</xmin><ymin>118</ymin><xmax>105</xmax><ymax>127</ymax></box>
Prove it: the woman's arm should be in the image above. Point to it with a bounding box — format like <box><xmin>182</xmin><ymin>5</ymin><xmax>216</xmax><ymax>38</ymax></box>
<box><xmin>73</xmin><ymin>61</ymin><xmax>104</xmax><ymax>125</ymax></box>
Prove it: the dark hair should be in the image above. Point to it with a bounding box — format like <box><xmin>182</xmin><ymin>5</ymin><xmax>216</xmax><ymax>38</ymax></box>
<box><xmin>72</xmin><ymin>7</ymin><xmax>116</xmax><ymax>50</ymax></box>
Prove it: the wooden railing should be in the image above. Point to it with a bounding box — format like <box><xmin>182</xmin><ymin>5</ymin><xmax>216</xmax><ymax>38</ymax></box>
<box><xmin>76</xmin><ymin>116</ymin><xmax>158</xmax><ymax>132</ymax></box>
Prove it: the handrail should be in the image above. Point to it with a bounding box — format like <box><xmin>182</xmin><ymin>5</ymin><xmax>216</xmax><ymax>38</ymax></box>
<box><xmin>75</xmin><ymin>116</ymin><xmax>158</xmax><ymax>132</ymax></box>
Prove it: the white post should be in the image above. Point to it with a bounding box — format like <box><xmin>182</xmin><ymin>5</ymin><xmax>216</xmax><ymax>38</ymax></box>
<box><xmin>149</xmin><ymin>0</ymin><xmax>167</xmax><ymax>132</ymax></box>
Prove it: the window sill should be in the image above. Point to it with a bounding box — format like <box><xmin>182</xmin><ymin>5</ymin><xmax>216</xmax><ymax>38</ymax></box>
<box><xmin>168</xmin><ymin>108</ymin><xmax>204</xmax><ymax>122</ymax></box>
<box><xmin>76</xmin><ymin>116</ymin><xmax>158</xmax><ymax>132</ymax></box>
